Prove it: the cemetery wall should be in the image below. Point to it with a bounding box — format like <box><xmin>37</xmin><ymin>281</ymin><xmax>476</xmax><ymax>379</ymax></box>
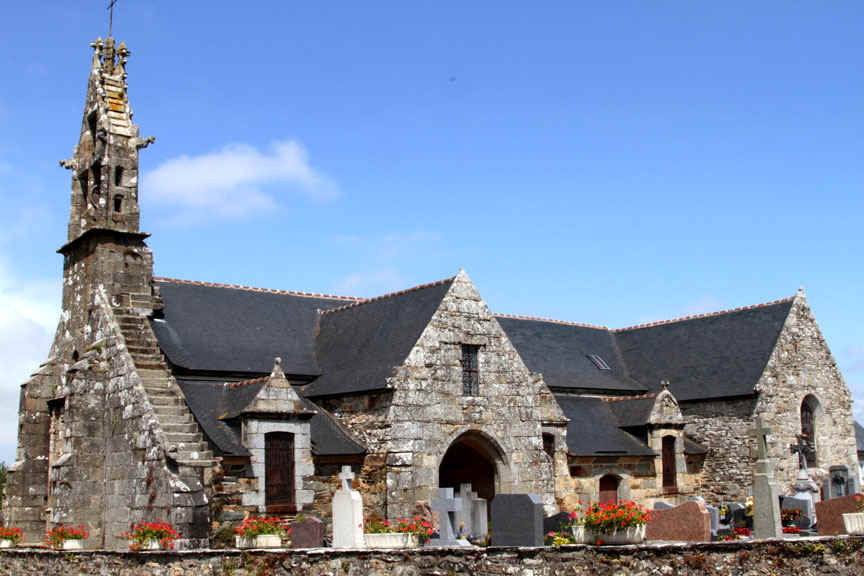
<box><xmin>753</xmin><ymin>293</ymin><xmax>858</xmax><ymax>491</ymax></box>
<box><xmin>1</xmin><ymin>537</ymin><xmax>862</xmax><ymax>575</ymax></box>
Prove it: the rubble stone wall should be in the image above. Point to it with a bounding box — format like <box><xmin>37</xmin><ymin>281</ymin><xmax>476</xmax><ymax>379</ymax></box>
<box><xmin>753</xmin><ymin>293</ymin><xmax>859</xmax><ymax>491</ymax></box>
<box><xmin>0</xmin><ymin>537</ymin><xmax>861</xmax><ymax>576</ymax></box>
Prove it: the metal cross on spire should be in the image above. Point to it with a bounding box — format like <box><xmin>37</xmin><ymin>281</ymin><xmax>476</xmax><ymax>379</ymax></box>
<box><xmin>108</xmin><ymin>0</ymin><xmax>119</xmax><ymax>38</ymax></box>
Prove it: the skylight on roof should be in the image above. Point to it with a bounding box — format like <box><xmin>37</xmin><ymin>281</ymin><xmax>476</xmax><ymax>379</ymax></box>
<box><xmin>587</xmin><ymin>354</ymin><xmax>611</xmax><ymax>371</ymax></box>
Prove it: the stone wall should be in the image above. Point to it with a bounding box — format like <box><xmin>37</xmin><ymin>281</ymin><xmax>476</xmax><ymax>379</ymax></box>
<box><xmin>0</xmin><ymin>537</ymin><xmax>861</xmax><ymax>575</ymax></box>
<box><xmin>681</xmin><ymin>397</ymin><xmax>757</xmax><ymax>504</ymax></box>
<box><xmin>754</xmin><ymin>292</ymin><xmax>859</xmax><ymax>490</ymax></box>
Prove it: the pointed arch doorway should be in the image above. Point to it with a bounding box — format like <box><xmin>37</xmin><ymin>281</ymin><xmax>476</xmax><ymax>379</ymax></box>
<box><xmin>438</xmin><ymin>431</ymin><xmax>505</xmax><ymax>502</ymax></box>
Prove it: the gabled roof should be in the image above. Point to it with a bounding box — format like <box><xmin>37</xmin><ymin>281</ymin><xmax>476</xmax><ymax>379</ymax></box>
<box><xmin>496</xmin><ymin>316</ymin><xmax>646</xmax><ymax>394</ymax></box>
<box><xmin>603</xmin><ymin>394</ymin><xmax>658</xmax><ymax>428</ymax></box>
<box><xmin>855</xmin><ymin>421</ymin><xmax>864</xmax><ymax>454</ymax></box>
<box><xmin>152</xmin><ymin>278</ymin><xmax>357</xmax><ymax>375</ymax></box>
<box><xmin>554</xmin><ymin>395</ymin><xmax>655</xmax><ymax>457</ymax></box>
<box><xmin>177</xmin><ymin>377</ymin><xmax>365</xmax><ymax>457</ymax></box>
<box><xmin>303</xmin><ymin>278</ymin><xmax>455</xmax><ymax>397</ymax></box>
<box><xmin>613</xmin><ymin>298</ymin><xmax>795</xmax><ymax>401</ymax></box>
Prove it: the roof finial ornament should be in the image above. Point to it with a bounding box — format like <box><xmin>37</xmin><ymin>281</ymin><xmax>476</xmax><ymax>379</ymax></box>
<box><xmin>108</xmin><ymin>0</ymin><xmax>119</xmax><ymax>38</ymax></box>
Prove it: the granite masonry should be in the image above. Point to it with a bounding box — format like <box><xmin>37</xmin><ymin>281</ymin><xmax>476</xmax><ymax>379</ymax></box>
<box><xmin>3</xmin><ymin>35</ymin><xmax>860</xmax><ymax>550</ymax></box>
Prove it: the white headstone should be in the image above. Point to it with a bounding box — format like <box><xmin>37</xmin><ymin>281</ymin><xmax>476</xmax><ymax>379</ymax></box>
<box><xmin>454</xmin><ymin>483</ymin><xmax>474</xmax><ymax>538</ymax></box>
<box><xmin>332</xmin><ymin>465</ymin><xmax>365</xmax><ymax>548</ymax></box>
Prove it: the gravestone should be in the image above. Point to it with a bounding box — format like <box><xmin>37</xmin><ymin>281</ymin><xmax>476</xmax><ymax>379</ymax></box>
<box><xmin>429</xmin><ymin>487</ymin><xmax>467</xmax><ymax>546</ymax></box>
<box><xmin>290</xmin><ymin>516</ymin><xmax>324</xmax><ymax>548</ymax></box>
<box><xmin>645</xmin><ymin>500</ymin><xmax>710</xmax><ymax>542</ymax></box>
<box><xmin>815</xmin><ymin>493</ymin><xmax>861</xmax><ymax>535</ymax></box>
<box><xmin>543</xmin><ymin>511</ymin><xmax>571</xmax><ymax>534</ymax></box>
<box><xmin>728</xmin><ymin>502</ymin><xmax>747</xmax><ymax>528</ymax></box>
<box><xmin>751</xmin><ymin>418</ymin><xmax>782</xmax><ymax>538</ymax></box>
<box><xmin>491</xmin><ymin>493</ymin><xmax>544</xmax><ymax>547</ymax></box>
<box><xmin>653</xmin><ymin>501</ymin><xmax>675</xmax><ymax>511</ymax></box>
<box><xmin>705</xmin><ymin>505</ymin><xmax>720</xmax><ymax>539</ymax></box>
<box><xmin>471</xmin><ymin>492</ymin><xmax>488</xmax><ymax>541</ymax></box>
<box><xmin>454</xmin><ymin>484</ymin><xmax>474</xmax><ymax>538</ymax></box>
<box><xmin>331</xmin><ymin>466</ymin><xmax>365</xmax><ymax>548</ymax></box>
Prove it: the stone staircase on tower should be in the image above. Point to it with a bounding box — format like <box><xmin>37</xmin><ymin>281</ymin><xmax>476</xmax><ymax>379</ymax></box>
<box><xmin>115</xmin><ymin>309</ymin><xmax>214</xmax><ymax>467</ymax></box>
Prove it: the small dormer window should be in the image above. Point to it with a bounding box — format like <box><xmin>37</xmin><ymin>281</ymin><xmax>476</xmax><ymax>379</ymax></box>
<box><xmin>587</xmin><ymin>354</ymin><xmax>611</xmax><ymax>371</ymax></box>
<box><xmin>461</xmin><ymin>344</ymin><xmax>480</xmax><ymax>396</ymax></box>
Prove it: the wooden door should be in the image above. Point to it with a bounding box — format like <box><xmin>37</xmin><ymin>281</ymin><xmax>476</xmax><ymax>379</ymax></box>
<box><xmin>598</xmin><ymin>475</ymin><xmax>619</xmax><ymax>505</ymax></box>
<box><xmin>265</xmin><ymin>432</ymin><xmax>295</xmax><ymax>513</ymax></box>
<box><xmin>662</xmin><ymin>435</ymin><xmax>677</xmax><ymax>490</ymax></box>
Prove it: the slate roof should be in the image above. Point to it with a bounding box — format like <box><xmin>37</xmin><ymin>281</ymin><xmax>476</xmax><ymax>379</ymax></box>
<box><xmin>855</xmin><ymin>421</ymin><xmax>864</xmax><ymax>455</ymax></box>
<box><xmin>152</xmin><ymin>279</ymin><xmax>357</xmax><ymax>375</ymax></box>
<box><xmin>554</xmin><ymin>395</ymin><xmax>655</xmax><ymax>456</ymax></box>
<box><xmin>496</xmin><ymin>316</ymin><xmax>646</xmax><ymax>394</ymax></box>
<box><xmin>613</xmin><ymin>299</ymin><xmax>795</xmax><ymax>401</ymax></box>
<box><xmin>302</xmin><ymin>278</ymin><xmax>454</xmax><ymax>398</ymax></box>
<box><xmin>603</xmin><ymin>394</ymin><xmax>658</xmax><ymax>428</ymax></box>
<box><xmin>177</xmin><ymin>378</ymin><xmax>365</xmax><ymax>457</ymax></box>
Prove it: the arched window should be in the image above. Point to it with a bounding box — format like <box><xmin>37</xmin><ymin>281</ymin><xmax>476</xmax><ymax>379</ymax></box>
<box><xmin>800</xmin><ymin>395</ymin><xmax>820</xmax><ymax>466</ymax></box>
<box><xmin>599</xmin><ymin>474</ymin><xmax>620</xmax><ymax>504</ymax></box>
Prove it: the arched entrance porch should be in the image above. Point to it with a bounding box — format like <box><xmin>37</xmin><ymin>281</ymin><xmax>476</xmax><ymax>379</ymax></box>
<box><xmin>438</xmin><ymin>430</ymin><xmax>507</xmax><ymax>503</ymax></box>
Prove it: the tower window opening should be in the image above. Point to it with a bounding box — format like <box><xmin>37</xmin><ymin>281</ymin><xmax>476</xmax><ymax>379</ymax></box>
<box><xmin>113</xmin><ymin>195</ymin><xmax>123</xmax><ymax>213</ymax></box>
<box><xmin>114</xmin><ymin>166</ymin><xmax>124</xmax><ymax>187</ymax></box>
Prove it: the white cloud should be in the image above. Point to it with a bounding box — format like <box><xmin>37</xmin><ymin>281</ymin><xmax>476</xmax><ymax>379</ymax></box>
<box><xmin>142</xmin><ymin>140</ymin><xmax>337</xmax><ymax>221</ymax></box>
<box><xmin>0</xmin><ymin>260</ymin><xmax>61</xmax><ymax>464</ymax></box>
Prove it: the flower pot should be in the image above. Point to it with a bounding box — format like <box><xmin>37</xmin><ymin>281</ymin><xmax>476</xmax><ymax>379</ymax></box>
<box><xmin>842</xmin><ymin>512</ymin><xmax>864</xmax><ymax>535</ymax></box>
<box><xmin>0</xmin><ymin>540</ymin><xmax>13</xmax><ymax>549</ymax></box>
<box><xmin>255</xmin><ymin>534</ymin><xmax>282</xmax><ymax>548</ymax></box>
<box><xmin>62</xmin><ymin>539</ymin><xmax>84</xmax><ymax>551</ymax></box>
<box><xmin>364</xmin><ymin>533</ymin><xmax>418</xmax><ymax>549</ymax></box>
<box><xmin>588</xmin><ymin>525</ymin><xmax>645</xmax><ymax>545</ymax></box>
<box><xmin>139</xmin><ymin>539</ymin><xmax>162</xmax><ymax>550</ymax></box>
<box><xmin>570</xmin><ymin>525</ymin><xmax>585</xmax><ymax>544</ymax></box>
<box><xmin>235</xmin><ymin>535</ymin><xmax>254</xmax><ymax>549</ymax></box>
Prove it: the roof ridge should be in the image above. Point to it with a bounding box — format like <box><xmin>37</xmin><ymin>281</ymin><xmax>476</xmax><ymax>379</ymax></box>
<box><xmin>611</xmin><ymin>296</ymin><xmax>796</xmax><ymax>333</ymax></box>
<box><xmin>320</xmin><ymin>276</ymin><xmax>457</xmax><ymax>316</ymax></box>
<box><xmin>153</xmin><ymin>277</ymin><xmax>361</xmax><ymax>301</ymax></box>
<box><xmin>226</xmin><ymin>376</ymin><xmax>269</xmax><ymax>389</ymax></box>
<box><xmin>602</xmin><ymin>393</ymin><xmax>658</xmax><ymax>403</ymax></box>
<box><xmin>494</xmin><ymin>313</ymin><xmax>608</xmax><ymax>330</ymax></box>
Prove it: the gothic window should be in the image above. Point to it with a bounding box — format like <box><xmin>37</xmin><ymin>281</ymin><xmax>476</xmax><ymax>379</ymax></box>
<box><xmin>461</xmin><ymin>344</ymin><xmax>480</xmax><ymax>396</ymax></box>
<box><xmin>800</xmin><ymin>395</ymin><xmax>819</xmax><ymax>466</ymax></box>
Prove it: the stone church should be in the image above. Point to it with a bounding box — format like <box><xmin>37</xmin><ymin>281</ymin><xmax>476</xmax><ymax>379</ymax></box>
<box><xmin>4</xmin><ymin>38</ymin><xmax>860</xmax><ymax>549</ymax></box>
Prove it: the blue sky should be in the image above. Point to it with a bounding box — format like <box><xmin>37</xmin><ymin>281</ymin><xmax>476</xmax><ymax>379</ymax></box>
<box><xmin>0</xmin><ymin>2</ymin><xmax>862</xmax><ymax>464</ymax></box>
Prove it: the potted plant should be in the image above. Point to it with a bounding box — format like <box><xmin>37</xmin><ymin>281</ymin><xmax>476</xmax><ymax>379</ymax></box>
<box><xmin>842</xmin><ymin>493</ymin><xmax>864</xmax><ymax>535</ymax></box>
<box><xmin>234</xmin><ymin>516</ymin><xmax>288</xmax><ymax>548</ymax></box>
<box><xmin>568</xmin><ymin>502</ymin><xmax>585</xmax><ymax>543</ymax></box>
<box><xmin>0</xmin><ymin>527</ymin><xmax>22</xmax><ymax>548</ymax></box>
<box><xmin>46</xmin><ymin>525</ymin><xmax>89</xmax><ymax>550</ymax></box>
<box><xmin>364</xmin><ymin>516</ymin><xmax>431</xmax><ymax>548</ymax></box>
<box><xmin>583</xmin><ymin>500</ymin><xmax>652</xmax><ymax>545</ymax></box>
<box><xmin>122</xmin><ymin>521</ymin><xmax>179</xmax><ymax>551</ymax></box>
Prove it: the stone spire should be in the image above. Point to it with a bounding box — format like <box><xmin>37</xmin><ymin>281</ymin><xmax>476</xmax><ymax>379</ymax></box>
<box><xmin>60</xmin><ymin>37</ymin><xmax>154</xmax><ymax>243</ymax></box>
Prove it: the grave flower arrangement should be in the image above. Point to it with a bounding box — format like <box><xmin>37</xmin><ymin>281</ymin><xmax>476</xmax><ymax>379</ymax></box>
<box><xmin>0</xmin><ymin>526</ymin><xmax>23</xmax><ymax>547</ymax></box>
<box><xmin>46</xmin><ymin>525</ymin><xmax>89</xmax><ymax>550</ymax></box>
<box><xmin>781</xmin><ymin>508</ymin><xmax>802</xmax><ymax>526</ymax></box>
<box><xmin>122</xmin><ymin>521</ymin><xmax>179</xmax><ymax>551</ymax></box>
<box><xmin>583</xmin><ymin>500</ymin><xmax>651</xmax><ymax>534</ymax></box>
<box><xmin>856</xmin><ymin>493</ymin><xmax>864</xmax><ymax>513</ymax></box>
<box><xmin>364</xmin><ymin>516</ymin><xmax>433</xmax><ymax>544</ymax></box>
<box><xmin>234</xmin><ymin>516</ymin><xmax>289</xmax><ymax>538</ymax></box>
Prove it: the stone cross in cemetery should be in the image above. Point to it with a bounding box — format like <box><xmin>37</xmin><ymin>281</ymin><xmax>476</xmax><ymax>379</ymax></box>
<box><xmin>332</xmin><ymin>465</ymin><xmax>365</xmax><ymax>548</ymax></box>
<box><xmin>750</xmin><ymin>417</ymin><xmax>782</xmax><ymax>538</ymax></box>
<box><xmin>429</xmin><ymin>487</ymin><xmax>466</xmax><ymax>546</ymax></box>
<box><xmin>789</xmin><ymin>435</ymin><xmax>811</xmax><ymax>471</ymax></box>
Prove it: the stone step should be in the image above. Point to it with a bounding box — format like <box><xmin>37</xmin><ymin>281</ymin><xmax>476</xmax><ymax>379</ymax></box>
<box><xmin>151</xmin><ymin>405</ymin><xmax>189</xmax><ymax>417</ymax></box>
<box><xmin>149</xmin><ymin>394</ymin><xmax>184</xmax><ymax>407</ymax></box>
<box><xmin>130</xmin><ymin>353</ymin><xmax>164</xmax><ymax>363</ymax></box>
<box><xmin>162</xmin><ymin>422</ymin><xmax>199</xmax><ymax>434</ymax></box>
<box><xmin>135</xmin><ymin>361</ymin><xmax>167</xmax><ymax>370</ymax></box>
<box><xmin>158</xmin><ymin>414</ymin><xmax>196</xmax><ymax>426</ymax></box>
<box><xmin>165</xmin><ymin>432</ymin><xmax>203</xmax><ymax>444</ymax></box>
<box><xmin>169</xmin><ymin>449</ymin><xmax>214</xmax><ymax>462</ymax></box>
